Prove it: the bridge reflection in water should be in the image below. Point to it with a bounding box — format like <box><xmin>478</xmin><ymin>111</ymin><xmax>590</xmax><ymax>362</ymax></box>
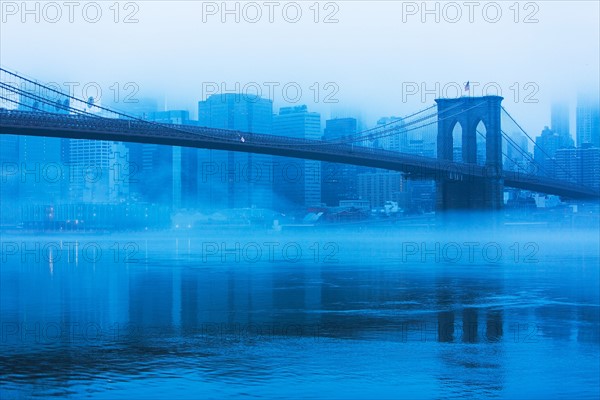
<box><xmin>1</xmin><ymin>235</ymin><xmax>598</xmax><ymax>398</ymax></box>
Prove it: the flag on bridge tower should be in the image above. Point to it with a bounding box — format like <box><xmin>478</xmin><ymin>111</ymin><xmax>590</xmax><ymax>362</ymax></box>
<box><xmin>464</xmin><ymin>81</ymin><xmax>470</xmax><ymax>92</ymax></box>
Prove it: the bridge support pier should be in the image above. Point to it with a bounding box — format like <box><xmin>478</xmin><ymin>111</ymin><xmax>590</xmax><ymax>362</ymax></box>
<box><xmin>434</xmin><ymin>96</ymin><xmax>504</xmax><ymax>227</ymax></box>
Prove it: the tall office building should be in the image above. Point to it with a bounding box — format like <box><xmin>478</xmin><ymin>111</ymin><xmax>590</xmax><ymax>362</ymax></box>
<box><xmin>12</xmin><ymin>90</ymin><xmax>69</xmax><ymax>203</ymax></box>
<box><xmin>0</xmin><ymin>135</ymin><xmax>21</xmax><ymax>200</ymax></box>
<box><xmin>534</xmin><ymin>127</ymin><xmax>562</xmax><ymax>176</ymax></box>
<box><xmin>504</xmin><ymin>132</ymin><xmax>531</xmax><ymax>172</ymax></box>
<box><xmin>321</xmin><ymin>118</ymin><xmax>360</xmax><ymax>206</ymax></box>
<box><xmin>17</xmin><ymin>135</ymin><xmax>65</xmax><ymax>203</ymax></box>
<box><xmin>147</xmin><ymin>110</ymin><xmax>199</xmax><ymax>209</ymax></box>
<box><xmin>109</xmin><ymin>99</ymin><xmax>197</xmax><ymax>208</ymax></box>
<box><xmin>272</xmin><ymin>105</ymin><xmax>321</xmax><ymax>210</ymax></box>
<box><xmin>576</xmin><ymin>93</ymin><xmax>600</xmax><ymax>147</ymax></box>
<box><xmin>555</xmin><ymin>145</ymin><xmax>600</xmax><ymax>191</ymax></box>
<box><xmin>551</xmin><ymin>102</ymin><xmax>574</xmax><ymax>148</ymax></box>
<box><xmin>67</xmin><ymin>139</ymin><xmax>130</xmax><ymax>203</ymax></box>
<box><xmin>0</xmin><ymin>135</ymin><xmax>20</xmax><ymax>218</ymax></box>
<box><xmin>131</xmin><ymin>110</ymin><xmax>197</xmax><ymax>208</ymax></box>
<box><xmin>372</xmin><ymin>116</ymin><xmax>436</xmax><ymax>213</ymax></box>
<box><xmin>198</xmin><ymin>93</ymin><xmax>273</xmax><ymax>210</ymax></box>
<box><xmin>357</xmin><ymin>117</ymin><xmax>408</xmax><ymax>210</ymax></box>
<box><xmin>11</xmin><ymin>83</ymin><xmax>69</xmax><ymax>205</ymax></box>
<box><xmin>357</xmin><ymin>172</ymin><xmax>406</xmax><ymax>209</ymax></box>
<box><xmin>84</xmin><ymin>98</ymin><xmax>159</xmax><ymax>205</ymax></box>
<box><xmin>372</xmin><ymin>117</ymin><xmax>406</xmax><ymax>151</ymax></box>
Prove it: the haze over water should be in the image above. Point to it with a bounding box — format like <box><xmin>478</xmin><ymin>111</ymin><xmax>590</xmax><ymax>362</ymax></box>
<box><xmin>1</xmin><ymin>227</ymin><xmax>598</xmax><ymax>399</ymax></box>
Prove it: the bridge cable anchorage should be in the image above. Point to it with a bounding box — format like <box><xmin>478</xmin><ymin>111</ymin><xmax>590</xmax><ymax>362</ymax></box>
<box><xmin>502</xmin><ymin>106</ymin><xmax>586</xmax><ymax>187</ymax></box>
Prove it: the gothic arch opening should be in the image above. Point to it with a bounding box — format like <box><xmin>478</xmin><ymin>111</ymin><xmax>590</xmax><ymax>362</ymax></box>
<box><xmin>475</xmin><ymin>119</ymin><xmax>487</xmax><ymax>166</ymax></box>
<box><xmin>451</xmin><ymin>121</ymin><xmax>463</xmax><ymax>162</ymax></box>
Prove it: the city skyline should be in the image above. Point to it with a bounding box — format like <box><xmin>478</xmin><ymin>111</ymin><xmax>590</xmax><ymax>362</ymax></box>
<box><xmin>1</xmin><ymin>1</ymin><xmax>599</xmax><ymax>135</ymax></box>
<box><xmin>2</xmin><ymin>79</ymin><xmax>598</xmax><ymax>211</ymax></box>
<box><xmin>1</xmin><ymin>2</ymin><xmax>599</xmax><ymax>398</ymax></box>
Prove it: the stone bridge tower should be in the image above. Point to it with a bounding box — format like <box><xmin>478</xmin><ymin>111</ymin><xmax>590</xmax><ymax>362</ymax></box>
<box><xmin>435</xmin><ymin>96</ymin><xmax>504</xmax><ymax>212</ymax></box>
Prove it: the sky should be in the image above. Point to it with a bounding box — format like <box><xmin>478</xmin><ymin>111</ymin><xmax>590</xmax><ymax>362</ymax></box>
<box><xmin>1</xmin><ymin>0</ymin><xmax>599</xmax><ymax>136</ymax></box>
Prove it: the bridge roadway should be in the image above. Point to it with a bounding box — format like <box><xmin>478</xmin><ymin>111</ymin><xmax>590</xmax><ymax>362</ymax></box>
<box><xmin>1</xmin><ymin>110</ymin><xmax>598</xmax><ymax>199</ymax></box>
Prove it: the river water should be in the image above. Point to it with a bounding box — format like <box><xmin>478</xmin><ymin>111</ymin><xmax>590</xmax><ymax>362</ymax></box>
<box><xmin>1</xmin><ymin>227</ymin><xmax>599</xmax><ymax>399</ymax></box>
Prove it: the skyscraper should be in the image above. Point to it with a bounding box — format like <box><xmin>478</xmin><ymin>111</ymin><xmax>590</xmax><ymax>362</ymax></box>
<box><xmin>198</xmin><ymin>93</ymin><xmax>273</xmax><ymax>210</ymax></box>
<box><xmin>555</xmin><ymin>145</ymin><xmax>600</xmax><ymax>191</ymax></box>
<box><xmin>321</xmin><ymin>118</ymin><xmax>359</xmax><ymax>206</ymax></box>
<box><xmin>272</xmin><ymin>105</ymin><xmax>321</xmax><ymax>210</ymax></box>
<box><xmin>17</xmin><ymin>135</ymin><xmax>65</xmax><ymax>204</ymax></box>
<box><xmin>357</xmin><ymin>172</ymin><xmax>406</xmax><ymax>209</ymax></box>
<box><xmin>576</xmin><ymin>93</ymin><xmax>600</xmax><ymax>147</ymax></box>
<box><xmin>67</xmin><ymin>139</ymin><xmax>130</xmax><ymax>203</ymax></box>
<box><xmin>504</xmin><ymin>132</ymin><xmax>531</xmax><ymax>172</ymax></box>
<box><xmin>551</xmin><ymin>101</ymin><xmax>573</xmax><ymax>148</ymax></box>
<box><xmin>534</xmin><ymin>126</ymin><xmax>561</xmax><ymax>176</ymax></box>
<box><xmin>0</xmin><ymin>134</ymin><xmax>27</xmax><ymax>226</ymax></box>
<box><xmin>13</xmin><ymin>90</ymin><xmax>69</xmax><ymax>203</ymax></box>
<box><xmin>145</xmin><ymin>110</ymin><xmax>199</xmax><ymax>209</ymax></box>
<box><xmin>100</xmin><ymin>98</ymin><xmax>160</xmax><ymax>205</ymax></box>
<box><xmin>371</xmin><ymin>116</ymin><xmax>437</xmax><ymax>213</ymax></box>
<box><xmin>372</xmin><ymin>117</ymin><xmax>406</xmax><ymax>151</ymax></box>
<box><xmin>144</xmin><ymin>110</ymin><xmax>196</xmax><ymax>208</ymax></box>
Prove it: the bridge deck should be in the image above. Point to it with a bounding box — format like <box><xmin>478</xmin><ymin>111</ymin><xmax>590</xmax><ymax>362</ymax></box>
<box><xmin>1</xmin><ymin>110</ymin><xmax>598</xmax><ymax>199</ymax></box>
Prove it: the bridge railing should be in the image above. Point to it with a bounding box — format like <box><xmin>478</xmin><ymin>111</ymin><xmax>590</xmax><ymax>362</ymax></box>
<box><xmin>2</xmin><ymin>109</ymin><xmax>598</xmax><ymax>199</ymax></box>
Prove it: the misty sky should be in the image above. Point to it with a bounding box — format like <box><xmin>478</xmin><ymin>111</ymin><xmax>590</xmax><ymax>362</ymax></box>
<box><xmin>1</xmin><ymin>0</ymin><xmax>599</xmax><ymax>136</ymax></box>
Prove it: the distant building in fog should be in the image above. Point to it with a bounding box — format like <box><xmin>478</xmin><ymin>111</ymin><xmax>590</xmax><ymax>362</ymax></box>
<box><xmin>272</xmin><ymin>105</ymin><xmax>321</xmax><ymax>210</ymax></box>
<box><xmin>0</xmin><ymin>135</ymin><xmax>20</xmax><ymax>217</ymax></box>
<box><xmin>534</xmin><ymin>126</ymin><xmax>562</xmax><ymax>176</ymax></box>
<box><xmin>321</xmin><ymin>118</ymin><xmax>360</xmax><ymax>206</ymax></box>
<box><xmin>555</xmin><ymin>145</ymin><xmax>600</xmax><ymax>191</ymax></box>
<box><xmin>504</xmin><ymin>132</ymin><xmax>532</xmax><ymax>172</ymax></box>
<box><xmin>576</xmin><ymin>93</ymin><xmax>600</xmax><ymax>147</ymax></box>
<box><xmin>198</xmin><ymin>93</ymin><xmax>273</xmax><ymax>210</ymax></box>
<box><xmin>15</xmin><ymin>83</ymin><xmax>68</xmax><ymax>203</ymax></box>
<box><xmin>371</xmin><ymin>115</ymin><xmax>436</xmax><ymax>213</ymax></box>
<box><xmin>367</xmin><ymin>117</ymin><xmax>406</xmax><ymax>151</ymax></box>
<box><xmin>551</xmin><ymin>102</ymin><xmax>574</xmax><ymax>148</ymax></box>
<box><xmin>145</xmin><ymin>110</ymin><xmax>197</xmax><ymax>209</ymax></box>
<box><xmin>357</xmin><ymin>171</ymin><xmax>406</xmax><ymax>209</ymax></box>
<box><xmin>67</xmin><ymin>139</ymin><xmax>130</xmax><ymax>203</ymax></box>
<box><xmin>16</xmin><ymin>135</ymin><xmax>65</xmax><ymax>204</ymax></box>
